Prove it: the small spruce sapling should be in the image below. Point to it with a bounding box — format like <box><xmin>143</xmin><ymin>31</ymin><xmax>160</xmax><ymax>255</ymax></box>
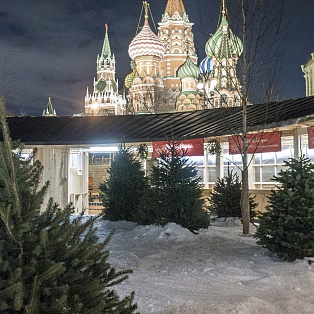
<box><xmin>208</xmin><ymin>168</ymin><xmax>258</xmax><ymax>220</ymax></box>
<box><xmin>255</xmin><ymin>156</ymin><xmax>314</xmax><ymax>261</ymax></box>
<box><xmin>137</xmin><ymin>140</ymin><xmax>210</xmax><ymax>231</ymax></box>
<box><xmin>100</xmin><ymin>146</ymin><xmax>147</xmax><ymax>221</ymax></box>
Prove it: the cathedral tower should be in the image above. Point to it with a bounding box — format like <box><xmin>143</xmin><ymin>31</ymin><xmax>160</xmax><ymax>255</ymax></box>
<box><xmin>127</xmin><ymin>1</ymin><xmax>166</xmax><ymax>114</ymax></box>
<box><xmin>199</xmin><ymin>0</ymin><xmax>243</xmax><ymax>108</ymax></box>
<box><xmin>84</xmin><ymin>24</ymin><xmax>125</xmax><ymax>116</ymax></box>
<box><xmin>158</xmin><ymin>0</ymin><xmax>198</xmax><ymax>104</ymax></box>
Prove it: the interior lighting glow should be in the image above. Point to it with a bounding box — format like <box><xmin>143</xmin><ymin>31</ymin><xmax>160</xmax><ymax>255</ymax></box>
<box><xmin>89</xmin><ymin>146</ymin><xmax>119</xmax><ymax>152</ymax></box>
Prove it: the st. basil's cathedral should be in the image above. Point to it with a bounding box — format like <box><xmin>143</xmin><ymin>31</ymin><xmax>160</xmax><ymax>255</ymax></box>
<box><xmin>84</xmin><ymin>0</ymin><xmax>243</xmax><ymax>116</ymax></box>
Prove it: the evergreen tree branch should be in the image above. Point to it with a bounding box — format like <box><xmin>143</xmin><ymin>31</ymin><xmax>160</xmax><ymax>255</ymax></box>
<box><xmin>0</xmin><ymin>97</ymin><xmax>21</xmax><ymax>218</ymax></box>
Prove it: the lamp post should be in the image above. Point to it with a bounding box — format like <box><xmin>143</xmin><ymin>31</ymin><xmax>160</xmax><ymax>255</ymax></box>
<box><xmin>196</xmin><ymin>73</ymin><xmax>217</xmax><ymax>109</ymax></box>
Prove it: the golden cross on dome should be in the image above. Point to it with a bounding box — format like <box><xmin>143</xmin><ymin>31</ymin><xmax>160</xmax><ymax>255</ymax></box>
<box><xmin>222</xmin><ymin>0</ymin><xmax>226</xmax><ymax>17</ymax></box>
<box><xmin>143</xmin><ymin>1</ymin><xmax>149</xmax><ymax>20</ymax></box>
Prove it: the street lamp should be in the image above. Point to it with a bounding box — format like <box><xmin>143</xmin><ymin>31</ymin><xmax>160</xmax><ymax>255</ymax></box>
<box><xmin>196</xmin><ymin>74</ymin><xmax>217</xmax><ymax>109</ymax></box>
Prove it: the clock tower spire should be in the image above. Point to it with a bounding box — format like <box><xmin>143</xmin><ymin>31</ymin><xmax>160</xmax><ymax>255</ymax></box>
<box><xmin>101</xmin><ymin>23</ymin><xmax>111</xmax><ymax>59</ymax></box>
<box><xmin>84</xmin><ymin>24</ymin><xmax>126</xmax><ymax>116</ymax></box>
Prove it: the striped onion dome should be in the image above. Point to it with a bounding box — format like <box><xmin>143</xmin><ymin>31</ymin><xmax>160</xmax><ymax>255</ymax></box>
<box><xmin>128</xmin><ymin>19</ymin><xmax>165</xmax><ymax>60</ymax></box>
<box><xmin>205</xmin><ymin>17</ymin><xmax>243</xmax><ymax>58</ymax></box>
<box><xmin>177</xmin><ymin>56</ymin><xmax>200</xmax><ymax>79</ymax></box>
<box><xmin>124</xmin><ymin>69</ymin><xmax>136</xmax><ymax>89</ymax></box>
<box><xmin>199</xmin><ymin>57</ymin><xmax>213</xmax><ymax>74</ymax></box>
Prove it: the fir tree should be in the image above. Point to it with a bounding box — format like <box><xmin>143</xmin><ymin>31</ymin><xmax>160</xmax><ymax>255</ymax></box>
<box><xmin>137</xmin><ymin>140</ymin><xmax>210</xmax><ymax>231</ymax></box>
<box><xmin>255</xmin><ymin>156</ymin><xmax>314</xmax><ymax>261</ymax></box>
<box><xmin>208</xmin><ymin>168</ymin><xmax>258</xmax><ymax>220</ymax></box>
<box><xmin>100</xmin><ymin>146</ymin><xmax>147</xmax><ymax>221</ymax></box>
<box><xmin>0</xmin><ymin>97</ymin><xmax>137</xmax><ymax>313</ymax></box>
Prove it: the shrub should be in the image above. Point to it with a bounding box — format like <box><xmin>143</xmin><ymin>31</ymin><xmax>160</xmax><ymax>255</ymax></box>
<box><xmin>136</xmin><ymin>140</ymin><xmax>210</xmax><ymax>231</ymax></box>
<box><xmin>208</xmin><ymin>168</ymin><xmax>258</xmax><ymax>220</ymax></box>
<box><xmin>255</xmin><ymin>156</ymin><xmax>314</xmax><ymax>261</ymax></box>
<box><xmin>100</xmin><ymin>146</ymin><xmax>147</xmax><ymax>221</ymax></box>
<box><xmin>0</xmin><ymin>99</ymin><xmax>137</xmax><ymax>313</ymax></box>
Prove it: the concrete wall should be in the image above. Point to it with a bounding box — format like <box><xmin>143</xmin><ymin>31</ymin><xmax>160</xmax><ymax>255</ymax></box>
<box><xmin>68</xmin><ymin>151</ymin><xmax>89</xmax><ymax>213</ymax></box>
<box><xmin>35</xmin><ymin>146</ymin><xmax>89</xmax><ymax>213</ymax></box>
<box><xmin>37</xmin><ymin>146</ymin><xmax>68</xmax><ymax>210</ymax></box>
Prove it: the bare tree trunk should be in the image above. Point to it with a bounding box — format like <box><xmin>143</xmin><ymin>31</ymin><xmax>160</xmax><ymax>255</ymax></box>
<box><xmin>241</xmin><ymin>0</ymin><xmax>250</xmax><ymax>234</ymax></box>
<box><xmin>197</xmin><ymin>0</ymin><xmax>288</xmax><ymax>234</ymax></box>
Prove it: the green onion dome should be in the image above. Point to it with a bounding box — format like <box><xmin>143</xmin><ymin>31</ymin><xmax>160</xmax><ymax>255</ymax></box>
<box><xmin>177</xmin><ymin>56</ymin><xmax>200</xmax><ymax>79</ymax></box>
<box><xmin>124</xmin><ymin>69</ymin><xmax>136</xmax><ymax>89</ymax></box>
<box><xmin>205</xmin><ymin>17</ymin><xmax>243</xmax><ymax>58</ymax></box>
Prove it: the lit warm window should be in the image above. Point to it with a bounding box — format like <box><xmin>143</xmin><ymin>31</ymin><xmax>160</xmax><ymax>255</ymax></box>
<box><xmin>253</xmin><ymin>137</ymin><xmax>294</xmax><ymax>188</ymax></box>
<box><xmin>301</xmin><ymin>134</ymin><xmax>314</xmax><ymax>162</ymax></box>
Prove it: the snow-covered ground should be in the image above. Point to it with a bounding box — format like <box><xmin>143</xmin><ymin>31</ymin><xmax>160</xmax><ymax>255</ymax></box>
<box><xmin>93</xmin><ymin>218</ymin><xmax>314</xmax><ymax>314</ymax></box>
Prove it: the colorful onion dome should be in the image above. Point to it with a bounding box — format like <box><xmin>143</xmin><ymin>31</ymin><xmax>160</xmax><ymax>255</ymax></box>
<box><xmin>199</xmin><ymin>57</ymin><xmax>213</xmax><ymax>75</ymax></box>
<box><xmin>124</xmin><ymin>69</ymin><xmax>136</xmax><ymax>89</ymax></box>
<box><xmin>177</xmin><ymin>56</ymin><xmax>200</xmax><ymax>79</ymax></box>
<box><xmin>205</xmin><ymin>16</ymin><xmax>243</xmax><ymax>58</ymax></box>
<box><xmin>128</xmin><ymin>18</ymin><xmax>165</xmax><ymax>60</ymax></box>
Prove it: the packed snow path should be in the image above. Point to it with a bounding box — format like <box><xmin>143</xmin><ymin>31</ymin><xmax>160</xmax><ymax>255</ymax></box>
<box><xmin>94</xmin><ymin>218</ymin><xmax>314</xmax><ymax>314</ymax></box>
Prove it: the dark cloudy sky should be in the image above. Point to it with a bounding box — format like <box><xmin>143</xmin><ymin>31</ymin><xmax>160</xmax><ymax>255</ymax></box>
<box><xmin>0</xmin><ymin>0</ymin><xmax>313</xmax><ymax>116</ymax></box>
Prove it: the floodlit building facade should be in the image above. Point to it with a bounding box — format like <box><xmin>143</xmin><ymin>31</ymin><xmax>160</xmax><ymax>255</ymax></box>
<box><xmin>126</xmin><ymin>2</ymin><xmax>166</xmax><ymax>114</ymax></box>
<box><xmin>84</xmin><ymin>24</ymin><xmax>126</xmax><ymax>116</ymax></box>
<box><xmin>125</xmin><ymin>0</ymin><xmax>199</xmax><ymax>113</ymax></box>
<box><xmin>85</xmin><ymin>0</ymin><xmax>244</xmax><ymax>115</ymax></box>
<box><xmin>302</xmin><ymin>52</ymin><xmax>314</xmax><ymax>96</ymax></box>
<box><xmin>158</xmin><ymin>0</ymin><xmax>198</xmax><ymax>108</ymax></box>
<box><xmin>199</xmin><ymin>0</ymin><xmax>243</xmax><ymax>108</ymax></box>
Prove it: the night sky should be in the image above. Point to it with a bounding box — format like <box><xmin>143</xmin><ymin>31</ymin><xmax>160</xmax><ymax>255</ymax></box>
<box><xmin>1</xmin><ymin>0</ymin><xmax>313</xmax><ymax>116</ymax></box>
